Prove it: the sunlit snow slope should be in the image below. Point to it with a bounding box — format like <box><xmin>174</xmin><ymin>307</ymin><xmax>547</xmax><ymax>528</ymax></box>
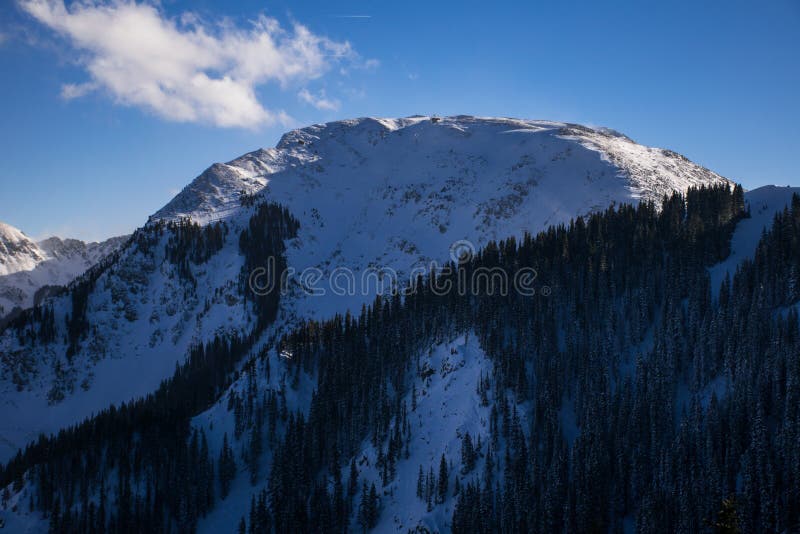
<box><xmin>157</xmin><ymin>116</ymin><xmax>731</xmax><ymax>321</ymax></box>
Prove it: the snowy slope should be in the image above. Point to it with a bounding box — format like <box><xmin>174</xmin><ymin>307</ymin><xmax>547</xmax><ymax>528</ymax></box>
<box><xmin>157</xmin><ymin>117</ymin><xmax>729</xmax><ymax>227</ymax></box>
<box><xmin>347</xmin><ymin>333</ymin><xmax>498</xmax><ymax>533</ymax></box>
<box><xmin>0</xmin><ymin>224</ymin><xmax>253</xmax><ymax>463</ymax></box>
<box><xmin>0</xmin><ymin>222</ymin><xmax>45</xmax><ymax>277</ymax></box>
<box><xmin>189</xmin><ymin>333</ymin><xmax>498</xmax><ymax>534</ymax></box>
<box><xmin>708</xmin><ymin>185</ymin><xmax>800</xmax><ymax>296</ymax></box>
<box><xmin>191</xmin><ymin>346</ymin><xmax>317</xmax><ymax>533</ymax></box>
<box><xmin>0</xmin><ymin>222</ymin><xmax>127</xmax><ymax>320</ymax></box>
<box><xmin>158</xmin><ymin>116</ymin><xmax>731</xmax><ymax>322</ymax></box>
<box><xmin>0</xmin><ymin>115</ymin><xmax>730</xmax><ymax>465</ymax></box>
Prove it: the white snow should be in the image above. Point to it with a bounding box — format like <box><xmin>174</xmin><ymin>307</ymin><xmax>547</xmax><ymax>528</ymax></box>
<box><xmin>0</xmin><ymin>222</ymin><xmax>127</xmax><ymax>319</ymax></box>
<box><xmin>708</xmin><ymin>185</ymin><xmax>800</xmax><ymax>297</ymax></box>
<box><xmin>0</xmin><ymin>480</ymin><xmax>47</xmax><ymax>533</ymax></box>
<box><xmin>0</xmin><ymin>222</ymin><xmax>45</xmax><ymax>277</ymax></box>
<box><xmin>361</xmin><ymin>333</ymin><xmax>493</xmax><ymax>533</ymax></box>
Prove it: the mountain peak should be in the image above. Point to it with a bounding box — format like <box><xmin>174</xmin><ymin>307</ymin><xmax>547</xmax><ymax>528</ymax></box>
<box><xmin>155</xmin><ymin>115</ymin><xmax>729</xmax><ymax>226</ymax></box>
<box><xmin>0</xmin><ymin>221</ymin><xmax>44</xmax><ymax>277</ymax></box>
<box><xmin>0</xmin><ymin>222</ymin><xmax>128</xmax><ymax>319</ymax></box>
<box><xmin>0</xmin><ymin>220</ymin><xmax>32</xmax><ymax>245</ymax></box>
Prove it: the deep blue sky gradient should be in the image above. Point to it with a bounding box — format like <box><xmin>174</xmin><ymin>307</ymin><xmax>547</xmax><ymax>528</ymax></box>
<box><xmin>0</xmin><ymin>0</ymin><xmax>797</xmax><ymax>240</ymax></box>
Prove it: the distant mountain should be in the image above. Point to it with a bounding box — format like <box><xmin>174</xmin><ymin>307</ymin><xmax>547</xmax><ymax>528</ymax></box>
<box><xmin>0</xmin><ymin>222</ymin><xmax>127</xmax><ymax>321</ymax></box>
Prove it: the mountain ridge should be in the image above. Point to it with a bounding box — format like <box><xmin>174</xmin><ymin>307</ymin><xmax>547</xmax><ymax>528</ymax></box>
<box><xmin>0</xmin><ymin>115</ymin><xmax>734</xmax><ymax>465</ymax></box>
<box><xmin>0</xmin><ymin>221</ymin><xmax>127</xmax><ymax>321</ymax></box>
<box><xmin>155</xmin><ymin>115</ymin><xmax>730</xmax><ymax>225</ymax></box>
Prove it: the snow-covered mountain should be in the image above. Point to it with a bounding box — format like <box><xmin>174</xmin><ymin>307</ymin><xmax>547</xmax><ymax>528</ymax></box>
<box><xmin>0</xmin><ymin>115</ymin><xmax>732</xmax><ymax>464</ymax></box>
<box><xmin>4</xmin><ymin>116</ymin><xmax>800</xmax><ymax>533</ymax></box>
<box><xmin>156</xmin><ymin>116</ymin><xmax>732</xmax><ymax>320</ymax></box>
<box><xmin>0</xmin><ymin>222</ymin><xmax>43</xmax><ymax>277</ymax></box>
<box><xmin>158</xmin><ymin>116</ymin><xmax>726</xmax><ymax>226</ymax></box>
<box><xmin>0</xmin><ymin>222</ymin><xmax>127</xmax><ymax>321</ymax></box>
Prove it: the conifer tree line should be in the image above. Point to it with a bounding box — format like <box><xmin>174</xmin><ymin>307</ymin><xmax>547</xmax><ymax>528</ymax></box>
<box><xmin>238</xmin><ymin>203</ymin><xmax>300</xmax><ymax>330</ymax></box>
<box><xmin>2</xmin><ymin>184</ymin><xmax>800</xmax><ymax>532</ymax></box>
<box><xmin>164</xmin><ymin>219</ymin><xmax>228</xmax><ymax>282</ymax></box>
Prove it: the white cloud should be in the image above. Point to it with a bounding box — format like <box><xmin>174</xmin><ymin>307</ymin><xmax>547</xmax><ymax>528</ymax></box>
<box><xmin>297</xmin><ymin>88</ymin><xmax>339</xmax><ymax>111</ymax></box>
<box><xmin>60</xmin><ymin>81</ymin><xmax>96</xmax><ymax>99</ymax></box>
<box><xmin>19</xmin><ymin>0</ymin><xmax>357</xmax><ymax>128</ymax></box>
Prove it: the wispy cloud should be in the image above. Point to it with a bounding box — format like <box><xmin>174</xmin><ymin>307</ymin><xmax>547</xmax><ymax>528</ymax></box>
<box><xmin>19</xmin><ymin>0</ymin><xmax>359</xmax><ymax>129</ymax></box>
<box><xmin>60</xmin><ymin>81</ymin><xmax>96</xmax><ymax>100</ymax></box>
<box><xmin>298</xmin><ymin>88</ymin><xmax>340</xmax><ymax>111</ymax></box>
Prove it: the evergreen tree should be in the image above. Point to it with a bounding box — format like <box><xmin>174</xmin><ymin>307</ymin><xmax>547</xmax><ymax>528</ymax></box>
<box><xmin>437</xmin><ymin>454</ymin><xmax>449</xmax><ymax>503</ymax></box>
<box><xmin>461</xmin><ymin>432</ymin><xmax>476</xmax><ymax>473</ymax></box>
<box><xmin>709</xmin><ymin>497</ymin><xmax>741</xmax><ymax>534</ymax></box>
<box><xmin>218</xmin><ymin>432</ymin><xmax>236</xmax><ymax>499</ymax></box>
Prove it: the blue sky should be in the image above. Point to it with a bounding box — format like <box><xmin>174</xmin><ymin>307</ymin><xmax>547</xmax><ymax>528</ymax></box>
<box><xmin>0</xmin><ymin>0</ymin><xmax>798</xmax><ymax>241</ymax></box>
